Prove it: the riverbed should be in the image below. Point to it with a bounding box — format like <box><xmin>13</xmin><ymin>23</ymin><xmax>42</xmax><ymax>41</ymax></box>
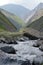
<box><xmin>0</xmin><ymin>38</ymin><xmax>43</xmax><ymax>65</ymax></box>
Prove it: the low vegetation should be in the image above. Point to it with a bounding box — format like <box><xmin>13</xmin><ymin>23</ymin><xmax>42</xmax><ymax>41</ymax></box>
<box><xmin>0</xmin><ymin>31</ymin><xmax>23</xmax><ymax>39</ymax></box>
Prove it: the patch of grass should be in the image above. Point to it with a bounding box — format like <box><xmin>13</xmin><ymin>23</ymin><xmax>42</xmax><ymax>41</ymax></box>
<box><xmin>0</xmin><ymin>31</ymin><xmax>23</xmax><ymax>38</ymax></box>
<box><xmin>0</xmin><ymin>24</ymin><xmax>6</xmax><ymax>30</ymax></box>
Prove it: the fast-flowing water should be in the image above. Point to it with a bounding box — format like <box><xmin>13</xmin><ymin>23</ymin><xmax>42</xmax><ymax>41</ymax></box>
<box><xmin>0</xmin><ymin>40</ymin><xmax>43</xmax><ymax>65</ymax></box>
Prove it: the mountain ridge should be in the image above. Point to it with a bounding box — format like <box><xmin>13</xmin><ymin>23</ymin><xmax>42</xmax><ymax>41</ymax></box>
<box><xmin>0</xmin><ymin>4</ymin><xmax>30</xmax><ymax>21</ymax></box>
<box><xmin>26</xmin><ymin>3</ymin><xmax>43</xmax><ymax>26</ymax></box>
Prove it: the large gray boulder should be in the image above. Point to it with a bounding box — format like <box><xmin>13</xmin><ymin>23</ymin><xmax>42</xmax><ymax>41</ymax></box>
<box><xmin>0</xmin><ymin>46</ymin><xmax>16</xmax><ymax>54</ymax></box>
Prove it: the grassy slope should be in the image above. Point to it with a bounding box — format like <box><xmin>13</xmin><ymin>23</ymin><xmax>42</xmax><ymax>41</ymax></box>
<box><xmin>10</xmin><ymin>14</ymin><xmax>24</xmax><ymax>26</ymax></box>
<box><xmin>1</xmin><ymin>9</ymin><xmax>25</xmax><ymax>27</ymax></box>
<box><xmin>0</xmin><ymin>11</ymin><xmax>23</xmax><ymax>37</ymax></box>
<box><xmin>0</xmin><ymin>11</ymin><xmax>17</xmax><ymax>31</ymax></box>
<box><xmin>27</xmin><ymin>16</ymin><xmax>43</xmax><ymax>32</ymax></box>
<box><xmin>0</xmin><ymin>24</ymin><xmax>6</xmax><ymax>30</ymax></box>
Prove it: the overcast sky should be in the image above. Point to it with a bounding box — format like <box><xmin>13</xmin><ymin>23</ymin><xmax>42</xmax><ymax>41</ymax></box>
<box><xmin>0</xmin><ymin>0</ymin><xmax>43</xmax><ymax>10</ymax></box>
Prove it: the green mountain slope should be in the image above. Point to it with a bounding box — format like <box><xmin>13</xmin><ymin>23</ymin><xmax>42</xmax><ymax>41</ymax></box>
<box><xmin>0</xmin><ymin>9</ymin><xmax>25</xmax><ymax>32</ymax></box>
<box><xmin>1</xmin><ymin>9</ymin><xmax>25</xmax><ymax>30</ymax></box>
<box><xmin>0</xmin><ymin>11</ymin><xmax>17</xmax><ymax>32</ymax></box>
<box><xmin>27</xmin><ymin>16</ymin><xmax>43</xmax><ymax>32</ymax></box>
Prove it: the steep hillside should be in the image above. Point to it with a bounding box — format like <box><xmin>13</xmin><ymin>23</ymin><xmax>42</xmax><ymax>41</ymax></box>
<box><xmin>27</xmin><ymin>16</ymin><xmax>43</xmax><ymax>32</ymax></box>
<box><xmin>0</xmin><ymin>9</ymin><xmax>24</xmax><ymax>31</ymax></box>
<box><xmin>0</xmin><ymin>11</ymin><xmax>17</xmax><ymax>32</ymax></box>
<box><xmin>26</xmin><ymin>3</ymin><xmax>43</xmax><ymax>25</ymax></box>
<box><xmin>0</xmin><ymin>4</ymin><xmax>30</xmax><ymax>21</ymax></box>
<box><xmin>27</xmin><ymin>9</ymin><xmax>43</xmax><ymax>26</ymax></box>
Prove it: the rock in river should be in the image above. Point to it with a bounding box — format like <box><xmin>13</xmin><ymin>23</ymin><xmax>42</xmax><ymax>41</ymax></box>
<box><xmin>33</xmin><ymin>43</ymin><xmax>40</xmax><ymax>47</ymax></box>
<box><xmin>39</xmin><ymin>44</ymin><xmax>43</xmax><ymax>51</ymax></box>
<box><xmin>0</xmin><ymin>46</ymin><xmax>16</xmax><ymax>54</ymax></box>
<box><xmin>32</xmin><ymin>56</ymin><xmax>43</xmax><ymax>65</ymax></box>
<box><xmin>21</xmin><ymin>60</ymin><xmax>31</xmax><ymax>65</ymax></box>
<box><xmin>33</xmin><ymin>40</ymin><xmax>43</xmax><ymax>47</ymax></box>
<box><xmin>0</xmin><ymin>38</ymin><xmax>6</xmax><ymax>43</ymax></box>
<box><xmin>6</xmin><ymin>40</ymin><xmax>18</xmax><ymax>44</ymax></box>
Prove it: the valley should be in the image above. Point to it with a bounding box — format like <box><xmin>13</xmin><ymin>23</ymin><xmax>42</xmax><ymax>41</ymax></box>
<box><xmin>0</xmin><ymin>2</ymin><xmax>43</xmax><ymax>65</ymax></box>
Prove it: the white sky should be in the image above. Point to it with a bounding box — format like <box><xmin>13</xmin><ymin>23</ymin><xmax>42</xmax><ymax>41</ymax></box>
<box><xmin>0</xmin><ymin>0</ymin><xmax>43</xmax><ymax>9</ymax></box>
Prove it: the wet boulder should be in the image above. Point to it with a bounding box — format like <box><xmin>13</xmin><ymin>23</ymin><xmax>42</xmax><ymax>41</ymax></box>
<box><xmin>18</xmin><ymin>38</ymin><xmax>25</xmax><ymax>42</ymax></box>
<box><xmin>21</xmin><ymin>60</ymin><xmax>31</xmax><ymax>65</ymax></box>
<box><xmin>6</xmin><ymin>40</ymin><xmax>18</xmax><ymax>44</ymax></box>
<box><xmin>23</xmin><ymin>37</ymin><xmax>29</xmax><ymax>41</ymax></box>
<box><xmin>1</xmin><ymin>39</ymin><xmax>6</xmax><ymax>43</ymax></box>
<box><xmin>0</xmin><ymin>40</ymin><xmax>2</xmax><ymax>43</ymax></box>
<box><xmin>14</xmin><ymin>40</ymin><xmax>18</xmax><ymax>44</ymax></box>
<box><xmin>0</xmin><ymin>46</ymin><xmax>16</xmax><ymax>54</ymax></box>
<box><xmin>32</xmin><ymin>56</ymin><xmax>43</xmax><ymax>65</ymax></box>
<box><xmin>3</xmin><ymin>57</ymin><xmax>17</xmax><ymax>64</ymax></box>
<box><xmin>0</xmin><ymin>38</ymin><xmax>6</xmax><ymax>43</ymax></box>
<box><xmin>33</xmin><ymin>43</ymin><xmax>40</xmax><ymax>47</ymax></box>
<box><xmin>0</xmin><ymin>50</ymin><xmax>17</xmax><ymax>64</ymax></box>
<box><xmin>16</xmin><ymin>36</ymin><xmax>29</xmax><ymax>42</ymax></box>
<box><xmin>33</xmin><ymin>40</ymin><xmax>43</xmax><ymax>47</ymax></box>
<box><xmin>39</xmin><ymin>44</ymin><xmax>43</xmax><ymax>51</ymax></box>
